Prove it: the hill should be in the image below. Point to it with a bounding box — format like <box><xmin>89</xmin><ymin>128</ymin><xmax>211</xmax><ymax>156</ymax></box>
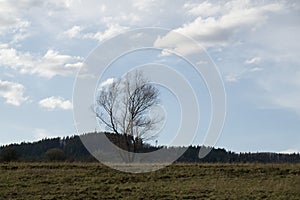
<box><xmin>0</xmin><ymin>132</ymin><xmax>299</xmax><ymax>163</ymax></box>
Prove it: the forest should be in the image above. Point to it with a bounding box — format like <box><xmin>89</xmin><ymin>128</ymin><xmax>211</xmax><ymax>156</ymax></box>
<box><xmin>1</xmin><ymin>132</ymin><xmax>299</xmax><ymax>163</ymax></box>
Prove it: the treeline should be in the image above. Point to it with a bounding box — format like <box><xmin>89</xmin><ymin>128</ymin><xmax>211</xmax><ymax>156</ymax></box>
<box><xmin>176</xmin><ymin>146</ymin><xmax>300</xmax><ymax>163</ymax></box>
<box><xmin>0</xmin><ymin>134</ymin><xmax>92</xmax><ymax>162</ymax></box>
<box><xmin>0</xmin><ymin>132</ymin><xmax>299</xmax><ymax>163</ymax></box>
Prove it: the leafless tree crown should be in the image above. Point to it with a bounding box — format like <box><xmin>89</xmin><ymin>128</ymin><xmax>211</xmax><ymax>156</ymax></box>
<box><xmin>95</xmin><ymin>71</ymin><xmax>162</xmax><ymax>144</ymax></box>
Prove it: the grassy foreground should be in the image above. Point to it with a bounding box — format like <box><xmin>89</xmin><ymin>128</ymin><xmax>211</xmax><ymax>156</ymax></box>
<box><xmin>0</xmin><ymin>162</ymin><xmax>299</xmax><ymax>199</ymax></box>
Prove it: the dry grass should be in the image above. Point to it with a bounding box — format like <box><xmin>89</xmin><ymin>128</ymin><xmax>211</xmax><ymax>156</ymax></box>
<box><xmin>0</xmin><ymin>162</ymin><xmax>299</xmax><ymax>199</ymax></box>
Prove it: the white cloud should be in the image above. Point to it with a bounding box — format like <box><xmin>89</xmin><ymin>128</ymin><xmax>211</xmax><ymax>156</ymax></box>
<box><xmin>224</xmin><ymin>65</ymin><xmax>264</xmax><ymax>83</ymax></box>
<box><xmin>133</xmin><ymin>0</ymin><xmax>156</xmax><ymax>11</ymax></box>
<box><xmin>250</xmin><ymin>67</ymin><xmax>263</xmax><ymax>72</ymax></box>
<box><xmin>154</xmin><ymin>31</ymin><xmax>201</xmax><ymax>56</ymax></box>
<box><xmin>0</xmin><ymin>47</ymin><xmax>83</xmax><ymax>78</ymax></box>
<box><xmin>185</xmin><ymin>1</ymin><xmax>221</xmax><ymax>17</ymax></box>
<box><xmin>196</xmin><ymin>60</ymin><xmax>208</xmax><ymax>65</ymax></box>
<box><xmin>0</xmin><ymin>1</ymin><xmax>30</xmax><ymax>30</ymax></box>
<box><xmin>100</xmin><ymin>78</ymin><xmax>115</xmax><ymax>88</ymax></box>
<box><xmin>154</xmin><ymin>1</ymin><xmax>284</xmax><ymax>54</ymax></box>
<box><xmin>62</xmin><ymin>24</ymin><xmax>129</xmax><ymax>42</ymax></box>
<box><xmin>83</xmin><ymin>24</ymin><xmax>128</xmax><ymax>42</ymax></box>
<box><xmin>0</xmin><ymin>80</ymin><xmax>28</xmax><ymax>106</ymax></box>
<box><xmin>0</xmin><ymin>43</ymin><xmax>8</xmax><ymax>48</ymax></box>
<box><xmin>0</xmin><ymin>0</ymin><xmax>37</xmax><ymax>44</ymax></box>
<box><xmin>158</xmin><ymin>49</ymin><xmax>172</xmax><ymax>57</ymax></box>
<box><xmin>225</xmin><ymin>74</ymin><xmax>240</xmax><ymax>83</ymax></box>
<box><xmin>39</xmin><ymin>96</ymin><xmax>73</xmax><ymax>111</ymax></box>
<box><xmin>63</xmin><ymin>25</ymin><xmax>83</xmax><ymax>38</ymax></box>
<box><xmin>245</xmin><ymin>57</ymin><xmax>261</xmax><ymax>64</ymax></box>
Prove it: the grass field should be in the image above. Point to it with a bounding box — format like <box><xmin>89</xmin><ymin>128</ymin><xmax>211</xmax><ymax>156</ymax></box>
<box><xmin>0</xmin><ymin>162</ymin><xmax>299</xmax><ymax>199</ymax></box>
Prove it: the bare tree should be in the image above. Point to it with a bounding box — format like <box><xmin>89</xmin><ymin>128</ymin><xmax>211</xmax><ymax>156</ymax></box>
<box><xmin>95</xmin><ymin>71</ymin><xmax>162</xmax><ymax>155</ymax></box>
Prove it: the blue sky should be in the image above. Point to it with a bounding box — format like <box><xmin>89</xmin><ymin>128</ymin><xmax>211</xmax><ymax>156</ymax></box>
<box><xmin>0</xmin><ymin>0</ymin><xmax>299</xmax><ymax>153</ymax></box>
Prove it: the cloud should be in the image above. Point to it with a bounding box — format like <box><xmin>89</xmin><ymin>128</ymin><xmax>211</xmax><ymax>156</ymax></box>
<box><xmin>224</xmin><ymin>65</ymin><xmax>264</xmax><ymax>83</ymax></box>
<box><xmin>63</xmin><ymin>25</ymin><xmax>83</xmax><ymax>38</ymax></box>
<box><xmin>0</xmin><ymin>47</ymin><xmax>83</xmax><ymax>78</ymax></box>
<box><xmin>39</xmin><ymin>96</ymin><xmax>73</xmax><ymax>111</ymax></box>
<box><xmin>245</xmin><ymin>57</ymin><xmax>261</xmax><ymax>64</ymax></box>
<box><xmin>0</xmin><ymin>0</ymin><xmax>42</xmax><ymax>44</ymax></box>
<box><xmin>225</xmin><ymin>74</ymin><xmax>240</xmax><ymax>83</ymax></box>
<box><xmin>250</xmin><ymin>67</ymin><xmax>263</xmax><ymax>72</ymax></box>
<box><xmin>83</xmin><ymin>24</ymin><xmax>128</xmax><ymax>42</ymax></box>
<box><xmin>0</xmin><ymin>1</ymin><xmax>31</xmax><ymax>31</ymax></box>
<box><xmin>0</xmin><ymin>80</ymin><xmax>28</xmax><ymax>106</ymax></box>
<box><xmin>0</xmin><ymin>43</ymin><xmax>8</xmax><ymax>48</ymax></box>
<box><xmin>184</xmin><ymin>1</ymin><xmax>221</xmax><ymax>17</ymax></box>
<box><xmin>133</xmin><ymin>0</ymin><xmax>157</xmax><ymax>11</ymax></box>
<box><xmin>99</xmin><ymin>78</ymin><xmax>115</xmax><ymax>88</ymax></box>
<box><xmin>62</xmin><ymin>23</ymin><xmax>128</xmax><ymax>42</ymax></box>
<box><xmin>158</xmin><ymin>49</ymin><xmax>172</xmax><ymax>57</ymax></box>
<box><xmin>154</xmin><ymin>1</ymin><xmax>284</xmax><ymax>54</ymax></box>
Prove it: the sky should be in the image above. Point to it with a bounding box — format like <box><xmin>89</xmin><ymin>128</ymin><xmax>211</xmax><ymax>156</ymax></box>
<box><xmin>0</xmin><ymin>0</ymin><xmax>299</xmax><ymax>153</ymax></box>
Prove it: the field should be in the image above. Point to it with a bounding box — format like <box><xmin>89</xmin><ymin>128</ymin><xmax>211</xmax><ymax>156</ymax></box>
<box><xmin>0</xmin><ymin>162</ymin><xmax>299</xmax><ymax>199</ymax></box>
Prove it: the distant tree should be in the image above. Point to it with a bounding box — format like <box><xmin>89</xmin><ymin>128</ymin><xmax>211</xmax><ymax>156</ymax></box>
<box><xmin>95</xmin><ymin>71</ymin><xmax>162</xmax><ymax>156</ymax></box>
<box><xmin>0</xmin><ymin>146</ymin><xmax>18</xmax><ymax>162</ymax></box>
<box><xmin>45</xmin><ymin>148</ymin><xmax>65</xmax><ymax>162</ymax></box>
